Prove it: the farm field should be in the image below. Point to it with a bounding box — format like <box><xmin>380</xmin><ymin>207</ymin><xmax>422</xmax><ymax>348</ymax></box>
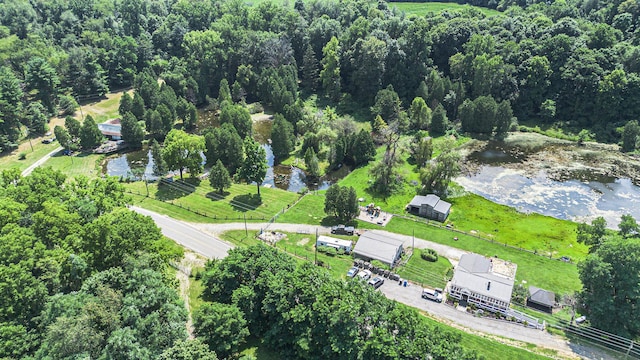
<box><xmin>391</xmin><ymin>1</ymin><xmax>502</xmax><ymax>16</ymax></box>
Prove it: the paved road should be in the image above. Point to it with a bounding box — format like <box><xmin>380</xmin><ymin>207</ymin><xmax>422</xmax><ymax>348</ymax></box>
<box><xmin>21</xmin><ymin>146</ymin><xmax>62</xmax><ymax>177</ymax></box>
<box><xmin>131</xmin><ymin>206</ymin><xmax>233</xmax><ymax>259</ymax></box>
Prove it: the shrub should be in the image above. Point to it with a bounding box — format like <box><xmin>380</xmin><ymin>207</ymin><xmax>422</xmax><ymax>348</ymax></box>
<box><xmin>18</xmin><ymin>152</ymin><xmax>27</xmax><ymax>160</ymax></box>
<box><xmin>420</xmin><ymin>248</ymin><xmax>438</xmax><ymax>262</ymax></box>
<box><xmin>371</xmin><ymin>260</ymin><xmax>389</xmax><ymax>270</ymax></box>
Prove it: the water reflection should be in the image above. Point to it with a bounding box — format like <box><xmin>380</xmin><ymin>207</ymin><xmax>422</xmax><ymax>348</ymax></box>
<box><xmin>104</xmin><ymin>148</ymin><xmax>159</xmax><ymax>180</ymax></box>
<box><xmin>457</xmin><ymin>148</ymin><xmax>640</xmax><ymax>228</ymax></box>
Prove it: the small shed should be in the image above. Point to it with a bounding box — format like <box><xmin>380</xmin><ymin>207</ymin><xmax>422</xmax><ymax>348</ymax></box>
<box><xmin>352</xmin><ymin>231</ymin><xmax>404</xmax><ymax>268</ymax></box>
<box><xmin>316</xmin><ymin>235</ymin><xmax>353</xmax><ymax>253</ymax></box>
<box><xmin>527</xmin><ymin>286</ymin><xmax>555</xmax><ymax>313</ymax></box>
<box><xmin>408</xmin><ymin>195</ymin><xmax>451</xmax><ymax>222</ymax></box>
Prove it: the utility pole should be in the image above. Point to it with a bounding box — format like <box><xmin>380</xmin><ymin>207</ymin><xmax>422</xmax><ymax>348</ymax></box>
<box><xmin>244</xmin><ymin>213</ymin><xmax>248</xmax><ymax>237</ymax></box>
<box><xmin>314</xmin><ymin>228</ymin><xmax>318</xmax><ymax>265</ymax></box>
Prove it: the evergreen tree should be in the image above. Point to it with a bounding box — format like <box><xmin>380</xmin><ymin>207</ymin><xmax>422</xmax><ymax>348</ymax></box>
<box><xmin>218</xmin><ymin>78</ymin><xmax>231</xmax><ymax>106</ymax></box>
<box><xmin>320</xmin><ymin>37</ymin><xmax>341</xmax><ymax>101</ymax></box>
<box><xmin>622</xmin><ymin>120</ymin><xmax>639</xmax><ymax>152</ymax></box>
<box><xmin>120</xmin><ymin>112</ymin><xmax>144</xmax><ymax>149</ymax></box>
<box><xmin>79</xmin><ymin>115</ymin><xmax>104</xmax><ymax>149</ymax></box>
<box><xmin>119</xmin><ymin>92</ymin><xmax>133</xmax><ymax>116</ymax></box>
<box><xmin>409</xmin><ymin>97</ymin><xmax>431</xmax><ymax>131</ymax></box>
<box><xmin>209</xmin><ymin>160</ymin><xmax>232</xmax><ymax>194</ymax></box>
<box><xmin>270</xmin><ymin>114</ymin><xmax>295</xmax><ymax>163</ymax></box>
<box><xmin>304</xmin><ymin>147</ymin><xmax>320</xmax><ymax>178</ymax></box>
<box><xmin>495</xmin><ymin>100</ymin><xmax>513</xmax><ymax>138</ymax></box>
<box><xmin>239</xmin><ymin>137</ymin><xmax>267</xmax><ymax>196</ymax></box>
<box><xmin>302</xmin><ymin>44</ymin><xmax>319</xmax><ymax>91</ymax></box>
<box><xmin>150</xmin><ymin>139</ymin><xmax>167</xmax><ymax>176</ymax></box>
<box><xmin>131</xmin><ymin>93</ymin><xmax>146</xmax><ymax>120</ymax></box>
<box><xmin>430</xmin><ymin>104</ymin><xmax>448</xmax><ymax>135</ymax></box>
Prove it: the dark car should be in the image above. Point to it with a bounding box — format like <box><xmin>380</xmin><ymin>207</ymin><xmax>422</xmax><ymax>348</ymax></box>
<box><xmin>331</xmin><ymin>225</ymin><xmax>355</xmax><ymax>235</ymax></box>
<box><xmin>41</xmin><ymin>138</ymin><xmax>55</xmax><ymax>144</ymax></box>
<box><xmin>368</xmin><ymin>276</ymin><xmax>384</xmax><ymax>289</ymax></box>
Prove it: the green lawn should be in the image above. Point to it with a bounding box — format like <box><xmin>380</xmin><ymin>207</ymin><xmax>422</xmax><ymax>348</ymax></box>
<box><xmin>188</xmin><ymin>268</ymin><xmax>206</xmax><ymax>313</ymax></box>
<box><xmin>43</xmin><ymin>152</ymin><xmax>104</xmax><ymax>178</ymax></box>
<box><xmin>397</xmin><ymin>249</ymin><xmax>453</xmax><ymax>289</ymax></box>
<box><xmin>391</xmin><ymin>2</ymin><xmax>502</xmax><ymax>16</ymax></box>
<box><xmin>386</xmin><ymin>217</ymin><xmax>582</xmax><ymax>295</ymax></box>
<box><xmin>0</xmin><ymin>141</ymin><xmax>60</xmax><ymax>172</ymax></box>
<box><xmin>126</xmin><ymin>180</ymin><xmax>301</xmax><ymax>223</ymax></box>
<box><xmin>448</xmin><ymin>193</ymin><xmax>588</xmax><ymax>261</ymax></box>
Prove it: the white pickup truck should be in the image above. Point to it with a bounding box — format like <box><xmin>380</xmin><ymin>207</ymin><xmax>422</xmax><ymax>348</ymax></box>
<box><xmin>422</xmin><ymin>287</ymin><xmax>444</xmax><ymax>303</ymax></box>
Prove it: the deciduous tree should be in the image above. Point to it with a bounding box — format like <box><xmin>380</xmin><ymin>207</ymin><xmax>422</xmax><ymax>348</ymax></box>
<box><xmin>239</xmin><ymin>137</ymin><xmax>267</xmax><ymax>196</ymax></box>
<box><xmin>194</xmin><ymin>302</ymin><xmax>249</xmax><ymax>359</ymax></box>
<box><xmin>209</xmin><ymin>160</ymin><xmax>231</xmax><ymax>194</ymax></box>
<box><xmin>162</xmin><ymin>129</ymin><xmax>205</xmax><ymax>180</ymax></box>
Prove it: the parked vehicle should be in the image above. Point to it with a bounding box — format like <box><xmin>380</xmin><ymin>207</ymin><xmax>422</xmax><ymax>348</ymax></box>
<box><xmin>331</xmin><ymin>225</ymin><xmax>355</xmax><ymax>236</ymax></box>
<box><xmin>41</xmin><ymin>138</ymin><xmax>55</xmax><ymax>144</ymax></box>
<box><xmin>346</xmin><ymin>267</ymin><xmax>359</xmax><ymax>278</ymax></box>
<box><xmin>422</xmin><ymin>287</ymin><xmax>443</xmax><ymax>303</ymax></box>
<box><xmin>368</xmin><ymin>276</ymin><xmax>384</xmax><ymax>289</ymax></box>
<box><xmin>357</xmin><ymin>270</ymin><xmax>372</xmax><ymax>281</ymax></box>
<box><xmin>575</xmin><ymin>316</ymin><xmax>587</xmax><ymax>324</ymax></box>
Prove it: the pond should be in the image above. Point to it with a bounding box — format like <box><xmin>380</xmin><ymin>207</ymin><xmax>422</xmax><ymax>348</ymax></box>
<box><xmin>103</xmin><ymin>116</ymin><xmax>341</xmax><ymax>192</ymax></box>
<box><xmin>456</xmin><ymin>143</ymin><xmax>640</xmax><ymax>228</ymax></box>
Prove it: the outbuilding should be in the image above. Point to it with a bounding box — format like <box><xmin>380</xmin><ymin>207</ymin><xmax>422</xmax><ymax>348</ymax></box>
<box><xmin>407</xmin><ymin>195</ymin><xmax>451</xmax><ymax>222</ymax></box>
<box><xmin>527</xmin><ymin>286</ymin><xmax>555</xmax><ymax>313</ymax></box>
<box><xmin>316</xmin><ymin>235</ymin><xmax>353</xmax><ymax>253</ymax></box>
<box><xmin>352</xmin><ymin>231</ymin><xmax>404</xmax><ymax>268</ymax></box>
<box><xmin>98</xmin><ymin>118</ymin><xmax>122</xmax><ymax>140</ymax></box>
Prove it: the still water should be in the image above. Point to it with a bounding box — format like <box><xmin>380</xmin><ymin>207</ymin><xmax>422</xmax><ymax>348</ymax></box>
<box><xmin>456</xmin><ymin>145</ymin><xmax>640</xmax><ymax>228</ymax></box>
<box><xmin>104</xmin><ymin>116</ymin><xmax>337</xmax><ymax>192</ymax></box>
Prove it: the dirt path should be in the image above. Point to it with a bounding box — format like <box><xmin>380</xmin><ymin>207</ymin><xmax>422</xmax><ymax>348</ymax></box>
<box><xmin>174</xmin><ymin>251</ymin><xmax>207</xmax><ymax>339</ymax></box>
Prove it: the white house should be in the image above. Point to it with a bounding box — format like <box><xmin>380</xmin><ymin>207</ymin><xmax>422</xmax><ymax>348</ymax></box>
<box><xmin>316</xmin><ymin>235</ymin><xmax>353</xmax><ymax>253</ymax></box>
<box><xmin>448</xmin><ymin>253</ymin><xmax>517</xmax><ymax>314</ymax></box>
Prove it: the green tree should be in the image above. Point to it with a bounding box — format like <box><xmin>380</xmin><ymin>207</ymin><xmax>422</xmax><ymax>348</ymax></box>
<box><xmin>622</xmin><ymin>120</ymin><xmax>639</xmax><ymax>152</ymax></box>
<box><xmin>80</xmin><ymin>115</ymin><xmax>104</xmax><ymax>149</ymax></box>
<box><xmin>0</xmin><ymin>66</ymin><xmax>24</xmax><ymax>152</ymax></box>
<box><xmin>371</xmin><ymin>85</ymin><xmax>402</xmax><ymax>124</ymax></box>
<box><xmin>419</xmin><ymin>138</ymin><xmax>461</xmax><ymax>196</ymax></box>
<box><xmin>204</xmin><ymin>123</ymin><xmax>244</xmax><ymax>175</ymax></box>
<box><xmin>320</xmin><ymin>37</ymin><xmax>341</xmax><ymax>101</ymax></box>
<box><xmin>132</xmin><ymin>92</ymin><xmax>146</xmax><ymax>120</ymax></box>
<box><xmin>239</xmin><ymin>137</ymin><xmax>267</xmax><ymax>196</ymax></box>
<box><xmin>53</xmin><ymin>126</ymin><xmax>71</xmax><ymax>152</ymax></box>
<box><xmin>219</xmin><ymin>104</ymin><xmax>252</xmax><ymax>139</ymax></box>
<box><xmin>619</xmin><ymin>214</ymin><xmax>639</xmax><ymax>238</ymax></box>
<box><xmin>150</xmin><ymin>139</ymin><xmax>167</xmax><ymax>176</ymax></box>
<box><xmin>57</xmin><ymin>95</ymin><xmax>78</xmax><ymax>116</ymax></box>
<box><xmin>324</xmin><ymin>185</ymin><xmax>359</xmax><ymax>222</ymax></box>
<box><xmin>120</xmin><ymin>112</ymin><xmax>144</xmax><ymax>149</ymax></box>
<box><xmin>430</xmin><ymin>104</ymin><xmax>448</xmax><ymax>136</ymax></box>
<box><xmin>302</xmin><ymin>44</ymin><xmax>319</xmax><ymax>91</ymax></box>
<box><xmin>270</xmin><ymin>114</ymin><xmax>295</xmax><ymax>163</ymax></box>
<box><xmin>209</xmin><ymin>160</ymin><xmax>231</xmax><ymax>194</ymax></box>
<box><xmin>411</xmin><ymin>135</ymin><xmax>433</xmax><ymax>168</ymax></box>
<box><xmin>162</xmin><ymin>129</ymin><xmax>205</xmax><ymax>180</ymax></box>
<box><xmin>26</xmin><ymin>102</ymin><xmax>48</xmax><ymax>135</ymax></box>
<box><xmin>494</xmin><ymin>100</ymin><xmax>513</xmax><ymax>137</ymax></box>
<box><xmin>578</xmin><ymin>237</ymin><xmax>640</xmax><ymax>338</ymax></box>
<box><xmin>194</xmin><ymin>302</ymin><xmax>249</xmax><ymax>359</ymax></box>
<box><xmin>65</xmin><ymin>116</ymin><xmax>81</xmax><ymax>141</ymax></box>
<box><xmin>119</xmin><ymin>92</ymin><xmax>133</xmax><ymax>116</ymax></box>
<box><xmin>409</xmin><ymin>97</ymin><xmax>431</xmax><ymax>131</ymax></box>
<box><xmin>304</xmin><ymin>147</ymin><xmax>320</xmax><ymax>178</ymax></box>
<box><xmin>25</xmin><ymin>57</ymin><xmax>60</xmax><ymax>114</ymax></box>
<box><xmin>577</xmin><ymin>217</ymin><xmax>609</xmax><ymax>253</ymax></box>
<box><xmin>218</xmin><ymin>78</ymin><xmax>232</xmax><ymax>107</ymax></box>
<box><xmin>159</xmin><ymin>340</ymin><xmax>218</xmax><ymax>360</ymax></box>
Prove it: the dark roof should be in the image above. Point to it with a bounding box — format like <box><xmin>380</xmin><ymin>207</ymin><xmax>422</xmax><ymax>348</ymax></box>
<box><xmin>528</xmin><ymin>286</ymin><xmax>555</xmax><ymax>307</ymax></box>
<box><xmin>433</xmin><ymin>199</ymin><xmax>452</xmax><ymax>214</ymax></box>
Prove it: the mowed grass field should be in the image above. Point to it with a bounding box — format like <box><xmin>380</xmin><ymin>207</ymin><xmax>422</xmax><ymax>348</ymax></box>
<box><xmin>391</xmin><ymin>1</ymin><xmax>502</xmax><ymax>16</ymax></box>
<box><xmin>397</xmin><ymin>249</ymin><xmax>453</xmax><ymax>289</ymax></box>
<box><xmin>125</xmin><ymin>180</ymin><xmax>301</xmax><ymax>223</ymax></box>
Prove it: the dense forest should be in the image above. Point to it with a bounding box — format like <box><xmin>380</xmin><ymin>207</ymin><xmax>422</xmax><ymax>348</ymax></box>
<box><xmin>0</xmin><ymin>167</ymin><xmax>194</xmax><ymax>359</ymax></box>
<box><xmin>2</xmin><ymin>0</ymin><xmax>640</xmax><ymax>155</ymax></box>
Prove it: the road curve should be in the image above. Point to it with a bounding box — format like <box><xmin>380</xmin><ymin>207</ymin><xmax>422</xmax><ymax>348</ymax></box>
<box><xmin>131</xmin><ymin>206</ymin><xmax>233</xmax><ymax>259</ymax></box>
<box><xmin>21</xmin><ymin>146</ymin><xmax>63</xmax><ymax>177</ymax></box>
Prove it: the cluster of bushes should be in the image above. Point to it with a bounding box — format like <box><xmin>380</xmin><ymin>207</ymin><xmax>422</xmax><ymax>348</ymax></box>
<box><xmin>316</xmin><ymin>245</ymin><xmax>347</xmax><ymax>256</ymax></box>
<box><xmin>421</xmin><ymin>248</ymin><xmax>439</xmax><ymax>262</ymax></box>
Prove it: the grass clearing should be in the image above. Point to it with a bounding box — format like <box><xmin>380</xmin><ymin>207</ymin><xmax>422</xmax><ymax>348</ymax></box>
<box><xmin>448</xmin><ymin>193</ymin><xmax>587</xmax><ymax>261</ymax></box>
<box><xmin>188</xmin><ymin>267</ymin><xmax>206</xmax><ymax>313</ymax></box>
<box><xmin>77</xmin><ymin>89</ymin><xmax>133</xmax><ymax>123</ymax></box>
<box><xmin>125</xmin><ymin>180</ymin><xmax>300</xmax><ymax>223</ymax></box>
<box><xmin>391</xmin><ymin>2</ymin><xmax>502</xmax><ymax>17</ymax></box>
<box><xmin>0</xmin><ymin>141</ymin><xmax>59</xmax><ymax>172</ymax></box>
<box><xmin>44</xmin><ymin>152</ymin><xmax>104</xmax><ymax>178</ymax></box>
<box><xmin>397</xmin><ymin>250</ymin><xmax>453</xmax><ymax>289</ymax></box>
